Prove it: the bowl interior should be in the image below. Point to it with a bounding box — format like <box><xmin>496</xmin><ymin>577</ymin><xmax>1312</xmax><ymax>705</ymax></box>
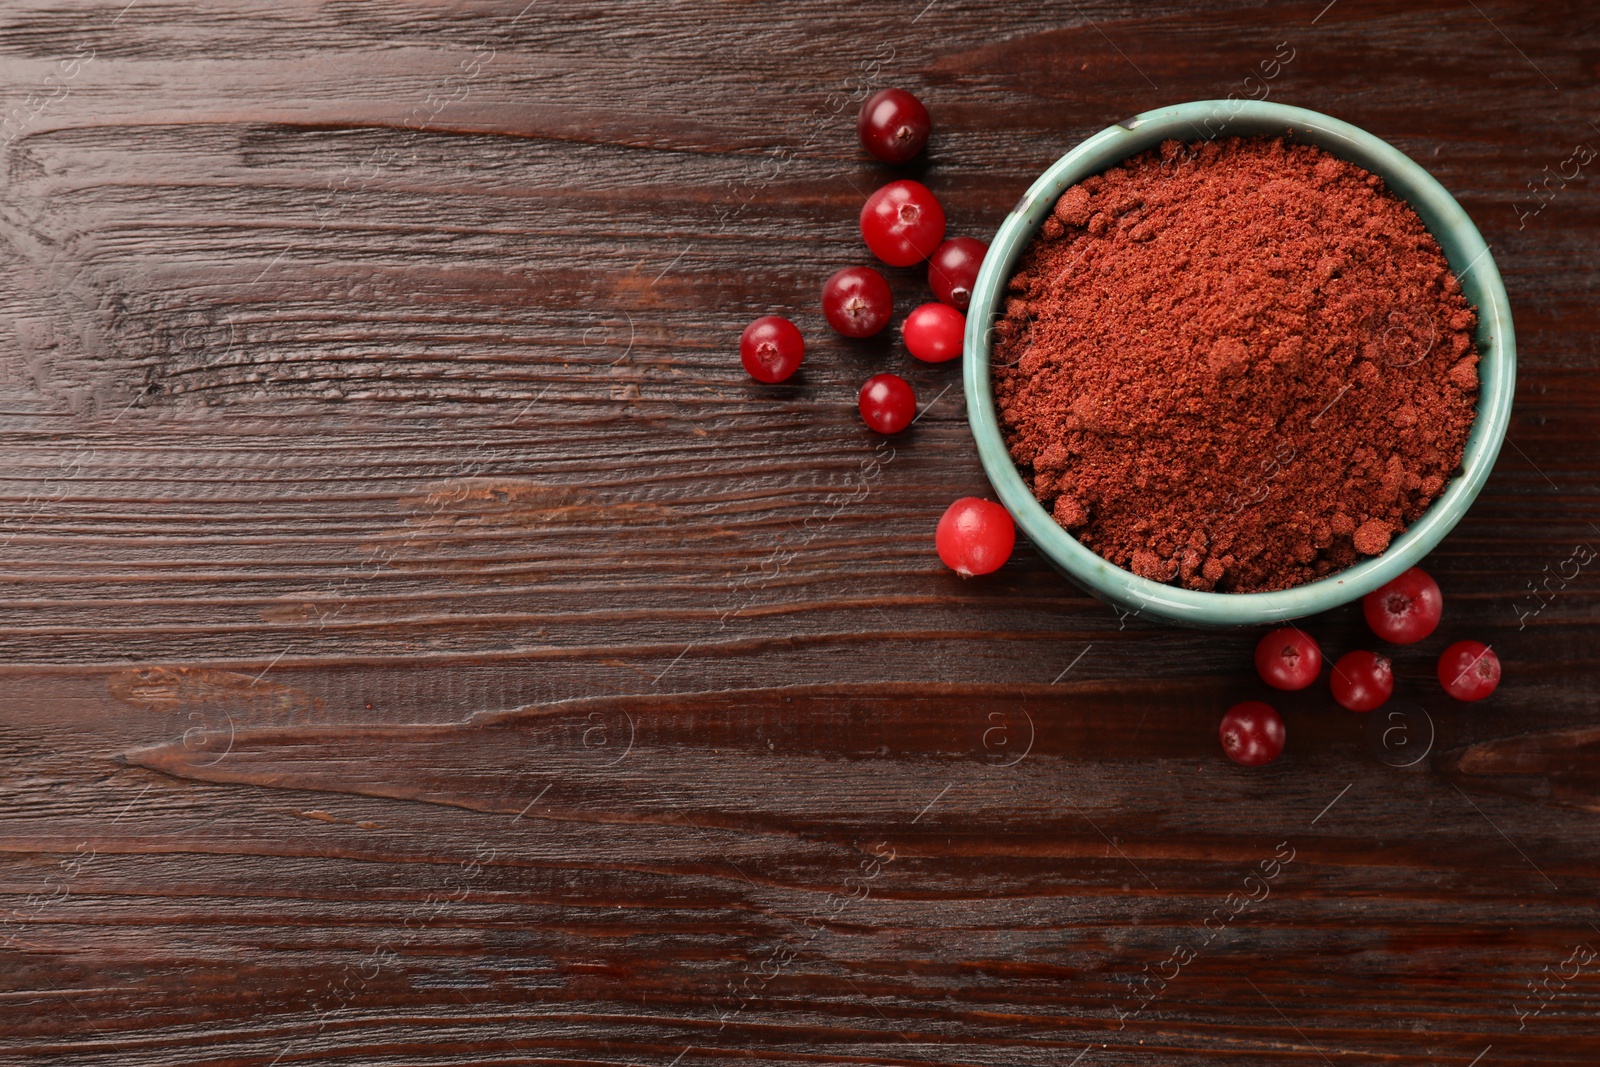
<box><xmin>963</xmin><ymin>100</ymin><xmax>1515</xmax><ymax>627</ymax></box>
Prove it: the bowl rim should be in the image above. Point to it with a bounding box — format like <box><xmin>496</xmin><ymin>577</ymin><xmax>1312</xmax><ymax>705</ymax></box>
<box><xmin>962</xmin><ymin>99</ymin><xmax>1516</xmax><ymax>627</ymax></box>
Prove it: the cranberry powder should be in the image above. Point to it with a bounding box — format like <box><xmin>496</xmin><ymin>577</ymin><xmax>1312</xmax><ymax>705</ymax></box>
<box><xmin>992</xmin><ymin>137</ymin><xmax>1479</xmax><ymax>593</ymax></box>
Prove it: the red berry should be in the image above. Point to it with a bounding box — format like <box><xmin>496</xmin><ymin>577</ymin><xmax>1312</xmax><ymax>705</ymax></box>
<box><xmin>857</xmin><ymin>88</ymin><xmax>930</xmax><ymax>164</ymax></box>
<box><xmin>1438</xmin><ymin>640</ymin><xmax>1500</xmax><ymax>701</ymax></box>
<box><xmin>1254</xmin><ymin>628</ymin><xmax>1322</xmax><ymax>691</ymax></box>
<box><xmin>739</xmin><ymin>316</ymin><xmax>803</xmax><ymax>383</ymax></box>
<box><xmin>858</xmin><ymin>373</ymin><xmax>916</xmax><ymax>434</ymax></box>
<box><xmin>822</xmin><ymin>266</ymin><xmax>893</xmax><ymax>339</ymax></box>
<box><xmin>928</xmin><ymin>237</ymin><xmax>987</xmax><ymax>311</ymax></box>
<box><xmin>860</xmin><ymin>180</ymin><xmax>946</xmax><ymax>267</ymax></box>
<box><xmin>1363</xmin><ymin>567</ymin><xmax>1443</xmax><ymax>644</ymax></box>
<box><xmin>935</xmin><ymin>497</ymin><xmax>1014</xmax><ymax>577</ymax></box>
<box><xmin>1219</xmin><ymin>701</ymin><xmax>1285</xmax><ymax>767</ymax></box>
<box><xmin>1330</xmin><ymin>650</ymin><xmax>1394</xmax><ymax>712</ymax></box>
<box><xmin>903</xmin><ymin>302</ymin><xmax>965</xmax><ymax>363</ymax></box>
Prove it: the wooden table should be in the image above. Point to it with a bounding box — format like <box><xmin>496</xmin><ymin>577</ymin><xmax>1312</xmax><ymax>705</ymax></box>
<box><xmin>3</xmin><ymin>1</ymin><xmax>1597</xmax><ymax>1062</ymax></box>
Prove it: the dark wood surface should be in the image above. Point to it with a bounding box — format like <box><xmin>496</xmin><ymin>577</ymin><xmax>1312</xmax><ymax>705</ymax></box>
<box><xmin>3</xmin><ymin>1</ymin><xmax>1598</xmax><ymax>1063</ymax></box>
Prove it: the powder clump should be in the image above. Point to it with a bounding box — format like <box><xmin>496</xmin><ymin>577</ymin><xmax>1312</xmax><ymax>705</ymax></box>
<box><xmin>992</xmin><ymin>136</ymin><xmax>1479</xmax><ymax>593</ymax></box>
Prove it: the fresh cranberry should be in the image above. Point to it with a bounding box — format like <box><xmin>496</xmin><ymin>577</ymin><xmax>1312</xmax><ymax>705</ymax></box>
<box><xmin>928</xmin><ymin>237</ymin><xmax>987</xmax><ymax>311</ymax></box>
<box><xmin>935</xmin><ymin>497</ymin><xmax>1014</xmax><ymax>577</ymax></box>
<box><xmin>1438</xmin><ymin>640</ymin><xmax>1501</xmax><ymax>701</ymax></box>
<box><xmin>903</xmin><ymin>302</ymin><xmax>965</xmax><ymax>363</ymax></box>
<box><xmin>1363</xmin><ymin>567</ymin><xmax>1444</xmax><ymax>644</ymax></box>
<box><xmin>822</xmin><ymin>266</ymin><xmax>893</xmax><ymax>338</ymax></box>
<box><xmin>1330</xmin><ymin>650</ymin><xmax>1393</xmax><ymax>712</ymax></box>
<box><xmin>1254</xmin><ymin>628</ymin><xmax>1322</xmax><ymax>691</ymax></box>
<box><xmin>1219</xmin><ymin>701</ymin><xmax>1285</xmax><ymax>767</ymax></box>
<box><xmin>739</xmin><ymin>316</ymin><xmax>803</xmax><ymax>383</ymax></box>
<box><xmin>858</xmin><ymin>373</ymin><xmax>916</xmax><ymax>434</ymax></box>
<box><xmin>860</xmin><ymin>180</ymin><xmax>946</xmax><ymax>267</ymax></box>
<box><xmin>857</xmin><ymin>88</ymin><xmax>931</xmax><ymax>164</ymax></box>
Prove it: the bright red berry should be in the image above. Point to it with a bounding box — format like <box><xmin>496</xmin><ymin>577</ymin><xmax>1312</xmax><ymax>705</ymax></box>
<box><xmin>822</xmin><ymin>266</ymin><xmax>893</xmax><ymax>338</ymax></box>
<box><xmin>1254</xmin><ymin>628</ymin><xmax>1322</xmax><ymax>691</ymax></box>
<box><xmin>858</xmin><ymin>373</ymin><xmax>916</xmax><ymax>434</ymax></box>
<box><xmin>1219</xmin><ymin>701</ymin><xmax>1286</xmax><ymax>767</ymax></box>
<box><xmin>1330</xmin><ymin>650</ymin><xmax>1394</xmax><ymax>712</ymax></box>
<box><xmin>1363</xmin><ymin>567</ymin><xmax>1443</xmax><ymax>644</ymax></box>
<box><xmin>1438</xmin><ymin>640</ymin><xmax>1501</xmax><ymax>701</ymax></box>
<box><xmin>935</xmin><ymin>497</ymin><xmax>1014</xmax><ymax>577</ymax></box>
<box><xmin>857</xmin><ymin>88</ymin><xmax>930</xmax><ymax>164</ymax></box>
<box><xmin>739</xmin><ymin>316</ymin><xmax>803</xmax><ymax>383</ymax></box>
<box><xmin>928</xmin><ymin>237</ymin><xmax>987</xmax><ymax>311</ymax></box>
<box><xmin>860</xmin><ymin>180</ymin><xmax>946</xmax><ymax>267</ymax></box>
<box><xmin>903</xmin><ymin>302</ymin><xmax>965</xmax><ymax>363</ymax></box>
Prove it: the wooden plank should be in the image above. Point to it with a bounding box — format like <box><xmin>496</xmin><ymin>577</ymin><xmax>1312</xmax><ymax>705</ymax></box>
<box><xmin>3</xmin><ymin>0</ymin><xmax>1599</xmax><ymax>1062</ymax></box>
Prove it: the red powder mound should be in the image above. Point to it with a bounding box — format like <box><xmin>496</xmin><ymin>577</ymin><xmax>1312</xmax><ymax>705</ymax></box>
<box><xmin>992</xmin><ymin>136</ymin><xmax>1479</xmax><ymax>593</ymax></box>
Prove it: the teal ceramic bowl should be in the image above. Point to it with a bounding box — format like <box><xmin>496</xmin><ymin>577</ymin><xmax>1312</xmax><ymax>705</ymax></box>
<box><xmin>964</xmin><ymin>100</ymin><xmax>1515</xmax><ymax>627</ymax></box>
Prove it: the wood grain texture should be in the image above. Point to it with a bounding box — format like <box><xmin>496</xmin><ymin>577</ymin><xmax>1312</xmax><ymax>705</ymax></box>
<box><xmin>2</xmin><ymin>0</ymin><xmax>1599</xmax><ymax>1063</ymax></box>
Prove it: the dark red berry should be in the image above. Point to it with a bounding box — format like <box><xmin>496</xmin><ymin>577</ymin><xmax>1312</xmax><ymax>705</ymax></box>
<box><xmin>822</xmin><ymin>266</ymin><xmax>893</xmax><ymax>338</ymax></box>
<box><xmin>739</xmin><ymin>316</ymin><xmax>803</xmax><ymax>383</ymax></box>
<box><xmin>1330</xmin><ymin>650</ymin><xmax>1393</xmax><ymax>712</ymax></box>
<box><xmin>857</xmin><ymin>88</ymin><xmax>930</xmax><ymax>164</ymax></box>
<box><xmin>1219</xmin><ymin>701</ymin><xmax>1285</xmax><ymax>766</ymax></box>
<box><xmin>860</xmin><ymin>180</ymin><xmax>946</xmax><ymax>267</ymax></box>
<box><xmin>928</xmin><ymin>237</ymin><xmax>987</xmax><ymax>311</ymax></box>
<box><xmin>1438</xmin><ymin>640</ymin><xmax>1500</xmax><ymax>701</ymax></box>
<box><xmin>858</xmin><ymin>373</ymin><xmax>916</xmax><ymax>434</ymax></box>
<box><xmin>902</xmin><ymin>302</ymin><xmax>965</xmax><ymax>363</ymax></box>
<box><xmin>1254</xmin><ymin>628</ymin><xmax>1322</xmax><ymax>691</ymax></box>
<box><xmin>935</xmin><ymin>497</ymin><xmax>1014</xmax><ymax>577</ymax></box>
<box><xmin>1363</xmin><ymin>567</ymin><xmax>1443</xmax><ymax>644</ymax></box>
